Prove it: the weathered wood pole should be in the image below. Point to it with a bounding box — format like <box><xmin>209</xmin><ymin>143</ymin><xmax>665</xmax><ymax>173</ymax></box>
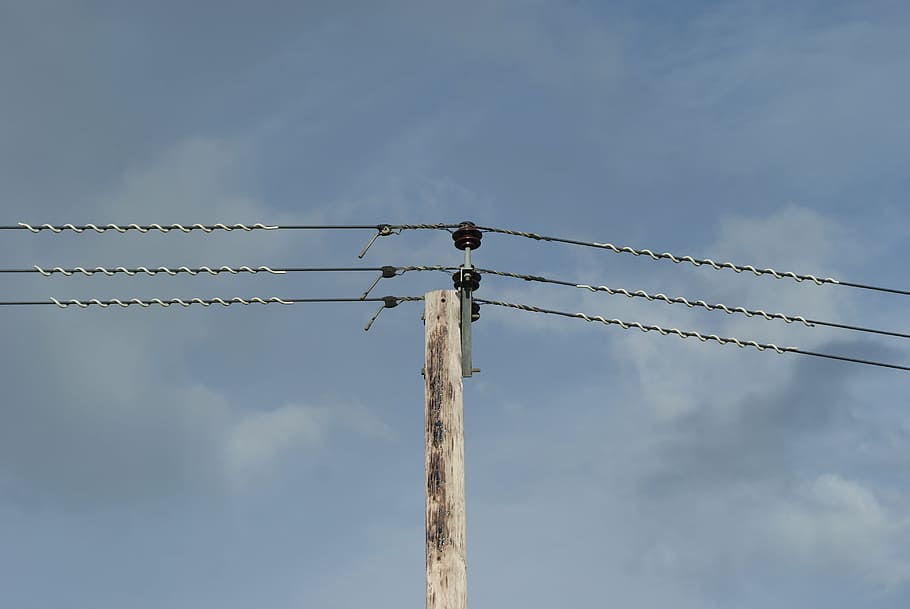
<box><xmin>424</xmin><ymin>290</ymin><xmax>467</xmax><ymax>609</ymax></box>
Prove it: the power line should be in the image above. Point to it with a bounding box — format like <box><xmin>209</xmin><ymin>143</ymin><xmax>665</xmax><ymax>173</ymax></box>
<box><xmin>0</xmin><ymin>296</ymin><xmax>423</xmax><ymax>308</ymax></box>
<box><xmin>0</xmin><ymin>265</ymin><xmax>457</xmax><ymax>308</ymax></box>
<box><xmin>6</xmin><ymin>264</ymin><xmax>456</xmax><ymax>301</ymax></box>
<box><xmin>474</xmin><ymin>268</ymin><xmax>910</xmax><ymax>341</ymax></box>
<box><xmin>2</xmin><ymin>264</ymin><xmax>455</xmax><ymax>276</ymax></box>
<box><xmin>7</xmin><ymin>222</ymin><xmax>459</xmax><ymax>259</ymax></box>
<box><xmin>5</xmin><ymin>222</ymin><xmax>458</xmax><ymax>233</ymax></box>
<box><xmin>8</xmin><ymin>265</ymin><xmax>291</xmax><ymax>275</ymax></box>
<box><xmin>476</xmin><ymin>298</ymin><xmax>910</xmax><ymax>373</ymax></box>
<box><xmin>14</xmin><ymin>221</ymin><xmax>908</xmax><ymax>297</ymax></box>
<box><xmin>6</xmin><ymin>223</ymin><xmax>281</xmax><ymax>232</ymax></box>
<box><xmin>475</xmin><ymin>225</ymin><xmax>910</xmax><ymax>297</ymax></box>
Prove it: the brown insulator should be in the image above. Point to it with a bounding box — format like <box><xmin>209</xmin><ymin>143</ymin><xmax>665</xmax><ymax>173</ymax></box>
<box><xmin>452</xmin><ymin>222</ymin><xmax>482</xmax><ymax>251</ymax></box>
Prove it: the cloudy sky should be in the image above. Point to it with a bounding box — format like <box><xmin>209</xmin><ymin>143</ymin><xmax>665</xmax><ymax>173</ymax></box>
<box><xmin>2</xmin><ymin>1</ymin><xmax>910</xmax><ymax>607</ymax></box>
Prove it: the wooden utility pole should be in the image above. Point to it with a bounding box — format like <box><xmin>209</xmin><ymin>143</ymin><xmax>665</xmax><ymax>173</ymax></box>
<box><xmin>424</xmin><ymin>289</ymin><xmax>467</xmax><ymax>609</ymax></box>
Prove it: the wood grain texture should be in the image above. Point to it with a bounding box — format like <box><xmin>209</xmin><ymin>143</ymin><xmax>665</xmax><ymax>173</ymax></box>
<box><xmin>424</xmin><ymin>290</ymin><xmax>467</xmax><ymax>609</ymax></box>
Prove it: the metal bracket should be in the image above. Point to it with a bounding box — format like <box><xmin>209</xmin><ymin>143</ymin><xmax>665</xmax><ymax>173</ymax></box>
<box><xmin>452</xmin><ymin>221</ymin><xmax>482</xmax><ymax>378</ymax></box>
<box><xmin>454</xmin><ymin>248</ymin><xmax>480</xmax><ymax>378</ymax></box>
<box><xmin>460</xmin><ymin>280</ymin><xmax>473</xmax><ymax>378</ymax></box>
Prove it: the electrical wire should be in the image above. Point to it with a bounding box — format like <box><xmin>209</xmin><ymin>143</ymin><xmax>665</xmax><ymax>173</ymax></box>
<box><xmin>5</xmin><ymin>222</ymin><xmax>458</xmax><ymax>233</ymax></box>
<box><xmin>1</xmin><ymin>265</ymin><xmax>456</xmax><ymax>276</ymax></box>
<box><xmin>0</xmin><ymin>264</ymin><xmax>457</xmax><ymax>305</ymax></box>
<box><xmin>6</xmin><ymin>221</ymin><xmax>458</xmax><ymax>258</ymax></box>
<box><xmin>474</xmin><ymin>225</ymin><xmax>910</xmax><ymax>297</ymax></box>
<box><xmin>474</xmin><ymin>268</ymin><xmax>910</xmax><ymax>341</ymax></box>
<box><xmin>0</xmin><ymin>296</ymin><xmax>423</xmax><ymax>308</ymax></box>
<box><xmin>7</xmin><ymin>264</ymin><xmax>457</xmax><ymax>301</ymax></box>
<box><xmin>476</xmin><ymin>299</ymin><xmax>910</xmax><ymax>372</ymax></box>
<box><xmin>14</xmin><ymin>220</ymin><xmax>905</xmax><ymax>296</ymax></box>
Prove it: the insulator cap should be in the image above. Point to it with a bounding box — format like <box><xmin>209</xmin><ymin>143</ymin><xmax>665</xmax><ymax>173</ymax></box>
<box><xmin>452</xmin><ymin>222</ymin><xmax>482</xmax><ymax>251</ymax></box>
<box><xmin>471</xmin><ymin>301</ymin><xmax>480</xmax><ymax>322</ymax></box>
<box><xmin>452</xmin><ymin>269</ymin><xmax>481</xmax><ymax>292</ymax></box>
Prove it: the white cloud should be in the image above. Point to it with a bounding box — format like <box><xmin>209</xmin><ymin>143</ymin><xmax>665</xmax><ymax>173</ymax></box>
<box><xmin>221</xmin><ymin>397</ymin><xmax>393</xmax><ymax>493</ymax></box>
<box><xmin>0</xmin><ymin>132</ymin><xmax>392</xmax><ymax>506</ymax></box>
<box><xmin>767</xmin><ymin>474</ymin><xmax>910</xmax><ymax>587</ymax></box>
<box><xmin>223</xmin><ymin>403</ymin><xmax>328</xmax><ymax>491</ymax></box>
<box><xmin>479</xmin><ymin>205</ymin><xmax>854</xmax><ymax>419</ymax></box>
<box><xmin>611</xmin><ymin>205</ymin><xmax>852</xmax><ymax>419</ymax></box>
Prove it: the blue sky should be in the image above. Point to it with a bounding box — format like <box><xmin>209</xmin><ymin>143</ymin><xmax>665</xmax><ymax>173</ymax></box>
<box><xmin>2</xmin><ymin>1</ymin><xmax>910</xmax><ymax>607</ymax></box>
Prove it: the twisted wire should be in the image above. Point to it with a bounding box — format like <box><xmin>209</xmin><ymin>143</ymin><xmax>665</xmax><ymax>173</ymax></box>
<box><xmin>0</xmin><ymin>296</ymin><xmax>423</xmax><ymax>308</ymax></box>
<box><xmin>575</xmin><ymin>285</ymin><xmax>813</xmax><ymax>326</ymax></box>
<box><xmin>9</xmin><ymin>264</ymin><xmax>457</xmax><ymax>277</ymax></box>
<box><xmin>476</xmin><ymin>268</ymin><xmax>813</xmax><ymax>325</ymax></box>
<box><xmin>15</xmin><ymin>222</ymin><xmax>279</xmax><ymax>233</ymax></box>
<box><xmin>476</xmin><ymin>298</ymin><xmax>793</xmax><ymax>353</ymax></box>
<box><xmin>390</xmin><ymin>224</ymin><xmax>457</xmax><ymax>231</ymax></box>
<box><xmin>10</xmin><ymin>222</ymin><xmax>459</xmax><ymax>234</ymax></box>
<box><xmin>50</xmin><ymin>296</ymin><xmax>293</xmax><ymax>308</ymax></box>
<box><xmin>475</xmin><ymin>226</ymin><xmax>839</xmax><ymax>286</ymax></box>
<box><xmin>33</xmin><ymin>265</ymin><xmax>288</xmax><ymax>276</ymax></box>
<box><xmin>398</xmin><ymin>265</ymin><xmax>458</xmax><ymax>274</ymax></box>
<box><xmin>476</xmin><ymin>299</ymin><xmax>910</xmax><ymax>372</ymax></box>
<box><xmin>475</xmin><ymin>268</ymin><xmax>910</xmax><ymax>340</ymax></box>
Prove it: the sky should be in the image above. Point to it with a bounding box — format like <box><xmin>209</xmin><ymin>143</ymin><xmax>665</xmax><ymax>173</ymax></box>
<box><xmin>2</xmin><ymin>1</ymin><xmax>910</xmax><ymax>607</ymax></box>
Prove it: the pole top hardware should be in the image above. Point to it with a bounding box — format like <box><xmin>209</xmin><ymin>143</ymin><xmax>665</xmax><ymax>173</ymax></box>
<box><xmin>453</xmin><ymin>222</ymin><xmax>481</xmax><ymax>377</ymax></box>
<box><xmin>452</xmin><ymin>222</ymin><xmax>482</xmax><ymax>251</ymax></box>
<box><xmin>452</xmin><ymin>269</ymin><xmax>481</xmax><ymax>292</ymax></box>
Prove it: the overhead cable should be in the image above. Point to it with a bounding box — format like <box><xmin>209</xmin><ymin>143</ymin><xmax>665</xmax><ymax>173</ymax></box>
<box><xmin>474</xmin><ymin>225</ymin><xmax>910</xmax><ymax>297</ymax></box>
<box><xmin>7</xmin><ymin>222</ymin><xmax>456</xmax><ymax>233</ymax></box>
<box><xmin>0</xmin><ymin>296</ymin><xmax>423</xmax><ymax>308</ymax></box>
<box><xmin>8</xmin><ymin>222</ymin><xmax>459</xmax><ymax>259</ymax></box>
<box><xmin>474</xmin><ymin>268</ymin><xmax>910</xmax><ymax>341</ymax></box>
<box><xmin>9</xmin><ymin>223</ymin><xmax>281</xmax><ymax>233</ymax></box>
<box><xmin>5</xmin><ymin>264</ymin><xmax>457</xmax><ymax>302</ymax></box>
<box><xmin>3</xmin><ymin>264</ymin><xmax>455</xmax><ymax>277</ymax></box>
<box><xmin>476</xmin><ymin>298</ymin><xmax>910</xmax><ymax>373</ymax></box>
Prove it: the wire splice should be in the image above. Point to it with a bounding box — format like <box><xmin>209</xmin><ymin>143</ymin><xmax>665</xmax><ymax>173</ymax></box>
<box><xmin>477</xmin><ymin>298</ymin><xmax>910</xmax><ymax>373</ymax></box>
